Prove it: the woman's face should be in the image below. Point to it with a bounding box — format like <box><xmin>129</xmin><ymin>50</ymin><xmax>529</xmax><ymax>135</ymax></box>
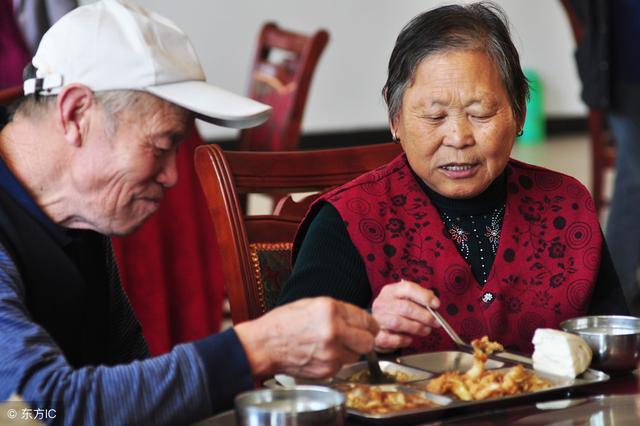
<box><xmin>393</xmin><ymin>50</ymin><xmax>520</xmax><ymax>199</ymax></box>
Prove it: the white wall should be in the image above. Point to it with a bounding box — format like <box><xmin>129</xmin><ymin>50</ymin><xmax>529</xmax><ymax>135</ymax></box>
<box><xmin>82</xmin><ymin>0</ymin><xmax>585</xmax><ymax>140</ymax></box>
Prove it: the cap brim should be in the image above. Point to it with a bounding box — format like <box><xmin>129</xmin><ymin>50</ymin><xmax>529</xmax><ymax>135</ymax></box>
<box><xmin>146</xmin><ymin>80</ymin><xmax>271</xmax><ymax>129</ymax></box>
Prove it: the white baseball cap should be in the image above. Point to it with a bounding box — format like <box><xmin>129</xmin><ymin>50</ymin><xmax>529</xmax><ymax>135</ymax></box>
<box><xmin>23</xmin><ymin>0</ymin><xmax>271</xmax><ymax>129</ymax></box>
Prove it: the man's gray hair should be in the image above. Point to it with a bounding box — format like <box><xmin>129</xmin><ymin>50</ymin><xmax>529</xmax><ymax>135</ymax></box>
<box><xmin>13</xmin><ymin>90</ymin><xmax>150</xmax><ymax>136</ymax></box>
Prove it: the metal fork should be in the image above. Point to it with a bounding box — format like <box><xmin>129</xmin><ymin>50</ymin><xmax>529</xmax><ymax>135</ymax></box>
<box><xmin>365</xmin><ymin>351</ymin><xmax>394</xmax><ymax>384</ymax></box>
<box><xmin>424</xmin><ymin>304</ymin><xmax>533</xmax><ymax>365</ymax></box>
<box><xmin>424</xmin><ymin>304</ymin><xmax>472</xmax><ymax>351</ymax></box>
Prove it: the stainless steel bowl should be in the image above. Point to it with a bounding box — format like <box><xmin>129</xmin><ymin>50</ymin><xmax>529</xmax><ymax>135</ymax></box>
<box><xmin>235</xmin><ymin>385</ymin><xmax>345</xmax><ymax>426</ymax></box>
<box><xmin>560</xmin><ymin>315</ymin><xmax>640</xmax><ymax>373</ymax></box>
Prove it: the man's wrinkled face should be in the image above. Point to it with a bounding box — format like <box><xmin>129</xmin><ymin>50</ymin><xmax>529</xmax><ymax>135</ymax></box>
<box><xmin>73</xmin><ymin>94</ymin><xmax>191</xmax><ymax>235</ymax></box>
<box><xmin>394</xmin><ymin>50</ymin><xmax>520</xmax><ymax>199</ymax></box>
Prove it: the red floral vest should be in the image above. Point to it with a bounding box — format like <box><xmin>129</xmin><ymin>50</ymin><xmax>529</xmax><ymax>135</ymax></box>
<box><xmin>298</xmin><ymin>155</ymin><xmax>601</xmax><ymax>354</ymax></box>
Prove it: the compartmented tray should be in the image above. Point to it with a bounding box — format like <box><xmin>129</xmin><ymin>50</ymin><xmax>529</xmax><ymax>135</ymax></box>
<box><xmin>264</xmin><ymin>353</ymin><xmax>609</xmax><ymax>424</ymax></box>
<box><xmin>334</xmin><ymin>350</ymin><xmax>609</xmax><ymax>424</ymax></box>
<box><xmin>334</xmin><ymin>360</ymin><xmax>433</xmax><ymax>383</ymax></box>
<box><xmin>266</xmin><ymin>361</ymin><xmax>431</xmax><ymax>388</ymax></box>
<box><xmin>398</xmin><ymin>350</ymin><xmax>505</xmax><ymax>373</ymax></box>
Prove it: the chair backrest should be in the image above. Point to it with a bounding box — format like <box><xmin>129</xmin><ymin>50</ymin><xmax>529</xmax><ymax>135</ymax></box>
<box><xmin>559</xmin><ymin>0</ymin><xmax>616</xmax><ymax>217</ymax></box>
<box><xmin>239</xmin><ymin>22</ymin><xmax>329</xmax><ymax>152</ymax></box>
<box><xmin>0</xmin><ymin>85</ymin><xmax>23</xmax><ymax>127</ymax></box>
<box><xmin>195</xmin><ymin>142</ymin><xmax>403</xmax><ymax>324</ymax></box>
<box><xmin>0</xmin><ymin>85</ymin><xmax>22</xmax><ymax>104</ymax></box>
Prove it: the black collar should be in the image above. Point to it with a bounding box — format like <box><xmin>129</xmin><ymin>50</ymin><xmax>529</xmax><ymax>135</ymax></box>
<box><xmin>0</xmin><ymin>156</ymin><xmax>72</xmax><ymax>246</ymax></box>
<box><xmin>411</xmin><ymin>167</ymin><xmax>507</xmax><ymax>215</ymax></box>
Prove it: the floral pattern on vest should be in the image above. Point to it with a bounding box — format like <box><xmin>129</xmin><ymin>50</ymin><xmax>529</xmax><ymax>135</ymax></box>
<box><xmin>303</xmin><ymin>154</ymin><xmax>601</xmax><ymax>354</ymax></box>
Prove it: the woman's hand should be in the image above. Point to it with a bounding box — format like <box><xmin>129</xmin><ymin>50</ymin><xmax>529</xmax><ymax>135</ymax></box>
<box><xmin>371</xmin><ymin>279</ymin><xmax>441</xmax><ymax>351</ymax></box>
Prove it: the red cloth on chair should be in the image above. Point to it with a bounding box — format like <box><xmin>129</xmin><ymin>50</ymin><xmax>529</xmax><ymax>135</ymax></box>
<box><xmin>112</xmin><ymin>128</ymin><xmax>224</xmax><ymax>355</ymax></box>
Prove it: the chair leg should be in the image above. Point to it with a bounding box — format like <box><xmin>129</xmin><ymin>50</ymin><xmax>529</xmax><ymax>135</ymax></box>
<box><xmin>589</xmin><ymin>111</ymin><xmax>606</xmax><ymax>218</ymax></box>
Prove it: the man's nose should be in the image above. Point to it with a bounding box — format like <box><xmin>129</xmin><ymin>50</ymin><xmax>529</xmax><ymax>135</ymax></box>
<box><xmin>157</xmin><ymin>152</ymin><xmax>179</xmax><ymax>188</ymax></box>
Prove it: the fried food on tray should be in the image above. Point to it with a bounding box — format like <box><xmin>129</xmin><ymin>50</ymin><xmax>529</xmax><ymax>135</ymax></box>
<box><xmin>425</xmin><ymin>336</ymin><xmax>551</xmax><ymax>401</ymax></box>
<box><xmin>347</xmin><ymin>369</ymin><xmax>411</xmax><ymax>384</ymax></box>
<box><xmin>334</xmin><ymin>383</ymin><xmax>440</xmax><ymax>414</ymax></box>
<box><xmin>466</xmin><ymin>336</ymin><xmax>504</xmax><ymax>380</ymax></box>
<box><xmin>472</xmin><ymin>335</ymin><xmax>504</xmax><ymax>358</ymax></box>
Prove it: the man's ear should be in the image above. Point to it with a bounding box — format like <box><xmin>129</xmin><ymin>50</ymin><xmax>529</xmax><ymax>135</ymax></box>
<box><xmin>56</xmin><ymin>84</ymin><xmax>95</xmax><ymax>147</ymax></box>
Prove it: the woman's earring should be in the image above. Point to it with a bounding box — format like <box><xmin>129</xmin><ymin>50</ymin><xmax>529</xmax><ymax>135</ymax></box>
<box><xmin>392</xmin><ymin>132</ymin><xmax>400</xmax><ymax>143</ymax></box>
<box><xmin>517</xmin><ymin>129</ymin><xmax>524</xmax><ymax>137</ymax></box>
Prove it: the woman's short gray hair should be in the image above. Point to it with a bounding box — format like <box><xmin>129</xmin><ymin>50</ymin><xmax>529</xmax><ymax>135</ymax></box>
<box><xmin>382</xmin><ymin>1</ymin><xmax>529</xmax><ymax>127</ymax></box>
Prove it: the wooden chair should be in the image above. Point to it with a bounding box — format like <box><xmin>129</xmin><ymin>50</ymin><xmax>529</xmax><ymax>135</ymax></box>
<box><xmin>239</xmin><ymin>22</ymin><xmax>329</xmax><ymax>152</ymax></box>
<box><xmin>194</xmin><ymin>142</ymin><xmax>403</xmax><ymax>324</ymax></box>
<box><xmin>559</xmin><ymin>0</ymin><xmax>616</xmax><ymax>217</ymax></box>
<box><xmin>0</xmin><ymin>85</ymin><xmax>22</xmax><ymax>103</ymax></box>
<box><xmin>0</xmin><ymin>85</ymin><xmax>23</xmax><ymax>127</ymax></box>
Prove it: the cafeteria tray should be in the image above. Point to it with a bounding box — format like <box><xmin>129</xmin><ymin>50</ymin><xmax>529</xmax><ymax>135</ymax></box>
<box><xmin>398</xmin><ymin>350</ymin><xmax>505</xmax><ymax>373</ymax></box>
<box><xmin>339</xmin><ymin>351</ymin><xmax>609</xmax><ymax>424</ymax></box>
<box><xmin>264</xmin><ymin>353</ymin><xmax>609</xmax><ymax>424</ymax></box>
<box><xmin>265</xmin><ymin>361</ymin><xmax>431</xmax><ymax>388</ymax></box>
<box><xmin>334</xmin><ymin>360</ymin><xmax>433</xmax><ymax>383</ymax></box>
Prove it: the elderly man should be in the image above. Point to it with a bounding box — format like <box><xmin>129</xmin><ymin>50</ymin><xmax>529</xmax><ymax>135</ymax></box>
<box><xmin>0</xmin><ymin>1</ymin><xmax>378</xmax><ymax>424</ymax></box>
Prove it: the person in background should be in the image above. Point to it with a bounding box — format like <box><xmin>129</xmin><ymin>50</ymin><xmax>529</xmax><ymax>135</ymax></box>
<box><xmin>1</xmin><ymin>0</ymin><xmax>77</xmax><ymax>124</ymax></box>
<box><xmin>0</xmin><ymin>1</ymin><xmax>29</xmax><ymax>89</ymax></box>
<box><xmin>12</xmin><ymin>0</ymin><xmax>78</xmax><ymax>55</ymax></box>
<box><xmin>566</xmin><ymin>0</ymin><xmax>640</xmax><ymax>315</ymax></box>
<box><xmin>0</xmin><ymin>1</ymin><xmax>378</xmax><ymax>424</ymax></box>
<box><xmin>277</xmin><ymin>1</ymin><xmax>628</xmax><ymax>356</ymax></box>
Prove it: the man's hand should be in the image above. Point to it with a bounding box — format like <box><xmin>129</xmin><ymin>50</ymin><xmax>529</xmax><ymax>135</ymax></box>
<box><xmin>234</xmin><ymin>297</ymin><xmax>378</xmax><ymax>379</ymax></box>
<box><xmin>371</xmin><ymin>279</ymin><xmax>441</xmax><ymax>351</ymax></box>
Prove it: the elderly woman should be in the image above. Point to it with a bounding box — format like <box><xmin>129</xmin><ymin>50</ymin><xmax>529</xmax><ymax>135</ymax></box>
<box><xmin>277</xmin><ymin>2</ymin><xmax>628</xmax><ymax>354</ymax></box>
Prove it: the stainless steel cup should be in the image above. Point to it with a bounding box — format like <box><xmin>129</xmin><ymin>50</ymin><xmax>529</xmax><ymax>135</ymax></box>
<box><xmin>560</xmin><ymin>315</ymin><xmax>640</xmax><ymax>373</ymax></box>
<box><xmin>235</xmin><ymin>385</ymin><xmax>345</xmax><ymax>426</ymax></box>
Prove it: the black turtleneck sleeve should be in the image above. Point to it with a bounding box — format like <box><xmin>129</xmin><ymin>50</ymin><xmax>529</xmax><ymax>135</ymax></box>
<box><xmin>276</xmin><ymin>202</ymin><xmax>371</xmax><ymax>308</ymax></box>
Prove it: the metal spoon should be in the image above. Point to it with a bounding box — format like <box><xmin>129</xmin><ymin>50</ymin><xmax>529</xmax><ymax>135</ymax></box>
<box><xmin>365</xmin><ymin>351</ymin><xmax>394</xmax><ymax>384</ymax></box>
